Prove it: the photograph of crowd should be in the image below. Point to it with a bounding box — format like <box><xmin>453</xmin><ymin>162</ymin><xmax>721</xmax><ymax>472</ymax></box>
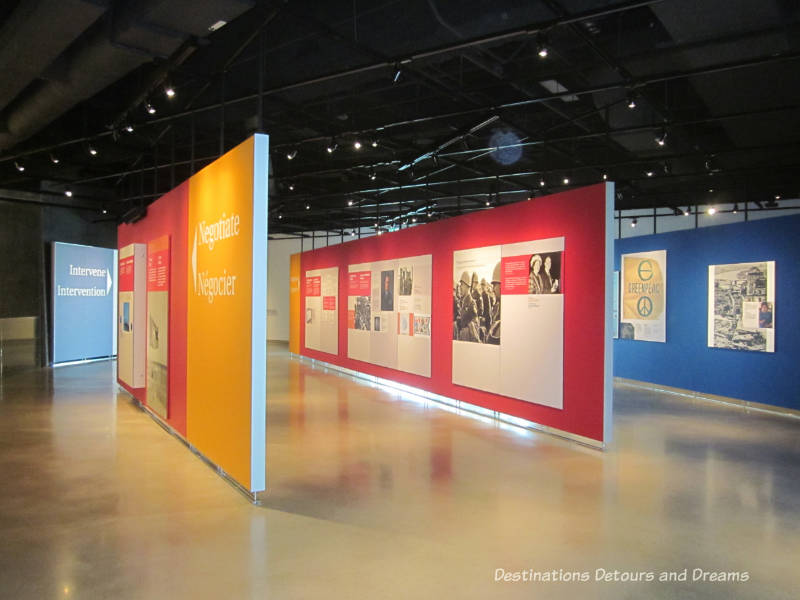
<box><xmin>354</xmin><ymin>296</ymin><xmax>371</xmax><ymax>330</ymax></box>
<box><xmin>528</xmin><ymin>251</ymin><xmax>562</xmax><ymax>294</ymax></box>
<box><xmin>452</xmin><ymin>263</ymin><xmax>501</xmax><ymax>344</ymax></box>
<box><xmin>399</xmin><ymin>267</ymin><xmax>413</xmax><ymax>296</ymax></box>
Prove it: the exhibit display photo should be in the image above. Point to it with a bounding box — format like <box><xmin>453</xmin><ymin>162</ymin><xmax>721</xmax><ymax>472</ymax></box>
<box><xmin>452</xmin><ymin>237</ymin><xmax>565</xmax><ymax>409</ymax></box>
<box><xmin>708</xmin><ymin>261</ymin><xmax>775</xmax><ymax>353</ymax></box>
<box><xmin>619</xmin><ymin>250</ymin><xmax>666</xmax><ymax>343</ymax></box>
<box><xmin>304</xmin><ymin>266</ymin><xmax>339</xmax><ymax>354</ymax></box>
<box><xmin>347</xmin><ymin>254</ymin><xmax>432</xmax><ymax>377</ymax></box>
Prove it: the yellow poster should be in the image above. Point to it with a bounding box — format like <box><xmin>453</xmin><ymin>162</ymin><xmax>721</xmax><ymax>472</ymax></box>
<box><xmin>620</xmin><ymin>250</ymin><xmax>666</xmax><ymax>342</ymax></box>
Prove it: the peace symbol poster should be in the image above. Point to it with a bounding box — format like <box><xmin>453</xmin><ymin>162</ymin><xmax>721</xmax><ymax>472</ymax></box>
<box><xmin>620</xmin><ymin>250</ymin><xmax>666</xmax><ymax>342</ymax></box>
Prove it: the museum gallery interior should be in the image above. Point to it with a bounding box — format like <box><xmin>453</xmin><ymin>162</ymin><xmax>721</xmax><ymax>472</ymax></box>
<box><xmin>1</xmin><ymin>1</ymin><xmax>798</xmax><ymax>598</ymax></box>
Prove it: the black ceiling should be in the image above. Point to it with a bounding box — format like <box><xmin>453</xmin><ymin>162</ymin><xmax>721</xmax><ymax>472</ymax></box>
<box><xmin>1</xmin><ymin>0</ymin><xmax>799</xmax><ymax>236</ymax></box>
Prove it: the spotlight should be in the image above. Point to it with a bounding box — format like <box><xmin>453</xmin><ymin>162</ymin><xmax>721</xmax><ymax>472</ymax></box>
<box><xmin>562</xmin><ymin>176</ymin><xmax>569</xmax><ymax>185</ymax></box>
<box><xmin>775</xmin><ymin>194</ymin><xmax>781</xmax><ymax>200</ymax></box>
<box><xmin>539</xmin><ymin>178</ymin><xmax>545</xmax><ymax>187</ymax></box>
<box><xmin>278</xmin><ymin>213</ymin><xmax>283</xmax><ymax>220</ymax></box>
<box><xmin>146</xmin><ymin>102</ymin><xmax>156</xmax><ymax>115</ymax></box>
<box><xmin>412</xmin><ymin>217</ymin><xmax>417</xmax><ymax>223</ymax></box>
<box><xmin>371</xmin><ymin>140</ymin><xmax>378</xmax><ymax>148</ymax></box>
<box><xmin>88</xmin><ymin>146</ymin><xmax>98</xmax><ymax>156</ymax></box>
<box><xmin>165</xmin><ymin>86</ymin><xmax>176</xmax><ymax>99</ymax></box>
<box><xmin>732</xmin><ymin>203</ymin><xmax>739</xmax><ymax>214</ymax></box>
<box><xmin>14</xmin><ymin>161</ymin><xmax>24</xmax><ymax>172</ymax></box>
<box><xmin>288</xmin><ymin>183</ymin><xmax>295</xmax><ymax>191</ymax></box>
<box><xmin>286</xmin><ymin>149</ymin><xmax>297</xmax><ymax>160</ymax></box>
<box><xmin>655</xmin><ymin>129</ymin><xmax>667</xmax><ymax>146</ymax></box>
<box><xmin>627</xmin><ymin>93</ymin><xmax>636</xmax><ymax>109</ymax></box>
<box><xmin>124</xmin><ymin>124</ymin><xmax>134</xmax><ymax>133</ymax></box>
<box><xmin>631</xmin><ymin>218</ymin><xmax>638</xmax><ymax>228</ymax></box>
<box><xmin>347</xmin><ymin>199</ymin><xmax>354</xmax><ymax>206</ymax></box>
<box><xmin>602</xmin><ymin>173</ymin><xmax>607</xmax><ymax>180</ymax></box>
<box><xmin>646</xmin><ymin>170</ymin><xmax>654</xmax><ymax>177</ymax></box>
<box><xmin>350</xmin><ymin>230</ymin><xmax>355</xmax><ymax>236</ymax></box>
<box><xmin>377</xmin><ymin>229</ymin><xmax>384</xmax><ymax>235</ymax></box>
<box><xmin>369</xmin><ymin>171</ymin><xmax>376</xmax><ymax>181</ymax></box>
<box><xmin>50</xmin><ymin>154</ymin><xmax>60</xmax><ymax>164</ymax></box>
<box><xmin>353</xmin><ymin>140</ymin><xmax>362</xmax><ymax>150</ymax></box>
<box><xmin>64</xmin><ymin>190</ymin><xmax>73</xmax><ymax>197</ymax></box>
<box><xmin>537</xmin><ymin>33</ymin><xmax>548</xmax><ymax>58</ymax></box>
<box><xmin>485</xmin><ymin>200</ymin><xmax>491</xmax><ymax>206</ymax></box>
<box><xmin>305</xmin><ymin>203</ymin><xmax>310</xmax><ymax>210</ymax></box>
<box><xmin>326</xmin><ymin>141</ymin><xmax>337</xmax><ymax>154</ymax></box>
<box><xmin>707</xmin><ymin>206</ymin><xmax>717</xmax><ymax>215</ymax></box>
<box><xmin>102</xmin><ymin>208</ymin><xmax>108</xmax><ymax>215</ymax></box>
<box><xmin>683</xmin><ymin>207</ymin><xmax>690</xmax><ymax>216</ymax></box>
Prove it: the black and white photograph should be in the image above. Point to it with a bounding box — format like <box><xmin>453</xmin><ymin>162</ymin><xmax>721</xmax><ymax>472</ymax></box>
<box><xmin>354</xmin><ymin>296</ymin><xmax>371</xmax><ymax>330</ymax></box>
<box><xmin>380</xmin><ymin>270</ymin><xmax>394</xmax><ymax>311</ymax></box>
<box><xmin>399</xmin><ymin>267</ymin><xmax>413</xmax><ymax>296</ymax></box>
<box><xmin>452</xmin><ymin>263</ymin><xmax>501</xmax><ymax>345</ymax></box>
<box><xmin>413</xmin><ymin>315</ymin><xmax>431</xmax><ymax>337</ymax></box>
<box><xmin>709</xmin><ymin>261</ymin><xmax>774</xmax><ymax>352</ymax></box>
<box><xmin>528</xmin><ymin>251</ymin><xmax>562</xmax><ymax>295</ymax></box>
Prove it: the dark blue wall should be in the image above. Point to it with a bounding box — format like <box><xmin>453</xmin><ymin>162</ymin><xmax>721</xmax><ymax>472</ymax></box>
<box><xmin>614</xmin><ymin>214</ymin><xmax>800</xmax><ymax>410</ymax></box>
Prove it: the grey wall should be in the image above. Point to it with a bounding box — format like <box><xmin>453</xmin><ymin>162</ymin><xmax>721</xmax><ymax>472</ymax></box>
<box><xmin>0</xmin><ymin>199</ymin><xmax>116</xmax><ymax>365</ymax></box>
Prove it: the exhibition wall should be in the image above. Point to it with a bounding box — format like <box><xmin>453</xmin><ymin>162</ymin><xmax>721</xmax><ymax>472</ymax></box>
<box><xmin>614</xmin><ymin>213</ymin><xmax>800</xmax><ymax>411</ymax></box>
<box><xmin>117</xmin><ymin>134</ymin><xmax>269</xmax><ymax>492</ymax></box>
<box><xmin>298</xmin><ymin>184</ymin><xmax>614</xmax><ymax>444</ymax></box>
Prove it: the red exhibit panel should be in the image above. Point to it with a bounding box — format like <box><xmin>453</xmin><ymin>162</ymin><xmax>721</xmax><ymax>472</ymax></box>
<box><xmin>300</xmin><ymin>184</ymin><xmax>613</xmax><ymax>444</ymax></box>
<box><xmin>118</xmin><ymin>182</ymin><xmax>189</xmax><ymax>436</ymax></box>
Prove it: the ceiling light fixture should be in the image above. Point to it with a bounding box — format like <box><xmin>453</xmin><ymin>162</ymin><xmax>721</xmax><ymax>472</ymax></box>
<box><xmin>562</xmin><ymin>176</ymin><xmax>569</xmax><ymax>185</ymax></box>
<box><xmin>278</xmin><ymin>213</ymin><xmax>283</xmax><ymax>220</ymax></box>
<box><xmin>288</xmin><ymin>183</ymin><xmax>295</xmax><ymax>191</ymax></box>
<box><xmin>88</xmin><ymin>146</ymin><xmax>98</xmax><ymax>156</ymax></box>
<box><xmin>347</xmin><ymin>199</ymin><xmax>354</xmax><ymax>206</ymax></box>
<box><xmin>539</xmin><ymin>178</ymin><xmax>545</xmax><ymax>187</ymax></box>
<box><xmin>732</xmin><ymin>203</ymin><xmax>739</xmax><ymax>214</ymax></box>
<box><xmin>353</xmin><ymin>140</ymin><xmax>362</xmax><ymax>150</ymax></box>
<box><xmin>684</xmin><ymin>207</ymin><xmax>690</xmax><ymax>216</ymax></box>
<box><xmin>146</xmin><ymin>102</ymin><xmax>156</xmax><ymax>115</ymax></box>
<box><xmin>124</xmin><ymin>124</ymin><xmax>134</xmax><ymax>133</ymax></box>
<box><xmin>631</xmin><ymin>218</ymin><xmax>638</xmax><ymax>228</ymax></box>
<box><xmin>646</xmin><ymin>170</ymin><xmax>654</xmax><ymax>177</ymax></box>
<box><xmin>707</xmin><ymin>206</ymin><xmax>717</xmax><ymax>215</ymax></box>
<box><xmin>627</xmin><ymin>93</ymin><xmax>636</xmax><ymax>109</ymax></box>
<box><xmin>326</xmin><ymin>141</ymin><xmax>338</xmax><ymax>154</ymax></box>
<box><xmin>102</xmin><ymin>208</ymin><xmax>108</xmax><ymax>214</ymax></box>
<box><xmin>655</xmin><ymin>129</ymin><xmax>667</xmax><ymax>146</ymax></box>
<box><xmin>369</xmin><ymin>171</ymin><xmax>377</xmax><ymax>181</ymax></box>
<box><xmin>371</xmin><ymin>140</ymin><xmax>378</xmax><ymax>148</ymax></box>
<box><xmin>412</xmin><ymin>217</ymin><xmax>417</xmax><ymax>223</ymax></box>
<box><xmin>602</xmin><ymin>173</ymin><xmax>607</xmax><ymax>180</ymax></box>
<box><xmin>286</xmin><ymin>149</ymin><xmax>297</xmax><ymax>160</ymax></box>
<box><xmin>305</xmin><ymin>204</ymin><xmax>310</xmax><ymax>210</ymax></box>
<box><xmin>165</xmin><ymin>86</ymin><xmax>176</xmax><ymax>99</ymax></box>
<box><xmin>14</xmin><ymin>161</ymin><xmax>24</xmax><ymax>172</ymax></box>
<box><xmin>50</xmin><ymin>154</ymin><xmax>60</xmax><ymax>164</ymax></box>
<box><xmin>64</xmin><ymin>190</ymin><xmax>73</xmax><ymax>197</ymax></box>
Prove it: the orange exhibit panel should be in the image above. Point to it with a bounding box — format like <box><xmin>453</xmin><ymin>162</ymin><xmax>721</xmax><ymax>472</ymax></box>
<box><xmin>289</xmin><ymin>253</ymin><xmax>301</xmax><ymax>354</ymax></box>
<box><xmin>186</xmin><ymin>135</ymin><xmax>269</xmax><ymax>492</ymax></box>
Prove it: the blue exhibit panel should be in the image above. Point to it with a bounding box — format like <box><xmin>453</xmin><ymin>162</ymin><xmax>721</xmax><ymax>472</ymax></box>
<box><xmin>52</xmin><ymin>242</ymin><xmax>117</xmax><ymax>363</ymax></box>
<box><xmin>613</xmin><ymin>214</ymin><xmax>800</xmax><ymax>411</ymax></box>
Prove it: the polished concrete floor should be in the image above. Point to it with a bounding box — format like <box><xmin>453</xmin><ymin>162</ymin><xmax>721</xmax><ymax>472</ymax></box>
<box><xmin>0</xmin><ymin>345</ymin><xmax>798</xmax><ymax>599</ymax></box>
